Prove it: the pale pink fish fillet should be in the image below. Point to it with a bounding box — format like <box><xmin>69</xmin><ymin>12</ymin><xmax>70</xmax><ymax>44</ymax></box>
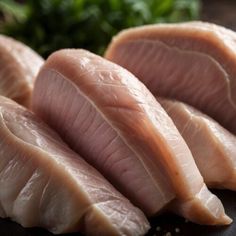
<box><xmin>105</xmin><ymin>21</ymin><xmax>236</xmax><ymax>134</ymax></box>
<box><xmin>159</xmin><ymin>97</ymin><xmax>236</xmax><ymax>190</ymax></box>
<box><xmin>0</xmin><ymin>95</ymin><xmax>149</xmax><ymax>235</ymax></box>
<box><xmin>32</xmin><ymin>61</ymin><xmax>174</xmax><ymax>216</ymax></box>
<box><xmin>0</xmin><ymin>35</ymin><xmax>44</xmax><ymax>107</ymax></box>
<box><xmin>32</xmin><ymin>49</ymin><xmax>230</xmax><ymax>225</ymax></box>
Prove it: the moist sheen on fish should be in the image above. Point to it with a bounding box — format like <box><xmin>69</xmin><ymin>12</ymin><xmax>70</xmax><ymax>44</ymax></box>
<box><xmin>105</xmin><ymin>21</ymin><xmax>236</xmax><ymax>134</ymax></box>
<box><xmin>0</xmin><ymin>35</ymin><xmax>44</xmax><ymax>107</ymax></box>
<box><xmin>0</xmin><ymin>96</ymin><xmax>149</xmax><ymax>235</ymax></box>
<box><xmin>159</xmin><ymin>97</ymin><xmax>236</xmax><ymax>191</ymax></box>
<box><xmin>32</xmin><ymin>49</ymin><xmax>230</xmax><ymax>225</ymax></box>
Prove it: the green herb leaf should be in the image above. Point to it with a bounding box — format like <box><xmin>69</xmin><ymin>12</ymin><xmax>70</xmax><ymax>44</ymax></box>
<box><xmin>0</xmin><ymin>0</ymin><xmax>200</xmax><ymax>58</ymax></box>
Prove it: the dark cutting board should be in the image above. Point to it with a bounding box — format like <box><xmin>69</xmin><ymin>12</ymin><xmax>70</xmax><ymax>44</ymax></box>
<box><xmin>0</xmin><ymin>190</ymin><xmax>236</xmax><ymax>236</ymax></box>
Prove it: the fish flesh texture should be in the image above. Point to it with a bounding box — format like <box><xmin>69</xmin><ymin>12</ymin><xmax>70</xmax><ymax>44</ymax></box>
<box><xmin>159</xmin><ymin>97</ymin><xmax>236</xmax><ymax>191</ymax></box>
<box><xmin>105</xmin><ymin>21</ymin><xmax>236</xmax><ymax>134</ymax></box>
<box><xmin>0</xmin><ymin>35</ymin><xmax>44</xmax><ymax>107</ymax></box>
<box><xmin>32</xmin><ymin>49</ymin><xmax>230</xmax><ymax>225</ymax></box>
<box><xmin>0</xmin><ymin>95</ymin><xmax>149</xmax><ymax>235</ymax></box>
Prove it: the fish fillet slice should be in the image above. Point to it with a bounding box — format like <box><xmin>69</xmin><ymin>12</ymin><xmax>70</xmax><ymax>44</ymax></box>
<box><xmin>0</xmin><ymin>35</ymin><xmax>44</xmax><ymax>107</ymax></box>
<box><xmin>32</xmin><ymin>66</ymin><xmax>174</xmax><ymax>216</ymax></box>
<box><xmin>105</xmin><ymin>21</ymin><xmax>236</xmax><ymax>134</ymax></box>
<box><xmin>0</xmin><ymin>96</ymin><xmax>149</xmax><ymax>235</ymax></box>
<box><xmin>32</xmin><ymin>49</ymin><xmax>230</xmax><ymax>225</ymax></box>
<box><xmin>159</xmin><ymin>98</ymin><xmax>236</xmax><ymax>190</ymax></box>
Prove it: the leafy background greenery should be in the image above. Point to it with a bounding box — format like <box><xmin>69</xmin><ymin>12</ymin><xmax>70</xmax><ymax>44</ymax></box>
<box><xmin>0</xmin><ymin>0</ymin><xmax>200</xmax><ymax>58</ymax></box>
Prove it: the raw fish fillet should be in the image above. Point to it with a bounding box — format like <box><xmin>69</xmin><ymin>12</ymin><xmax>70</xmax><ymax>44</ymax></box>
<box><xmin>32</xmin><ymin>49</ymin><xmax>230</xmax><ymax>225</ymax></box>
<box><xmin>0</xmin><ymin>35</ymin><xmax>44</xmax><ymax>107</ymax></box>
<box><xmin>105</xmin><ymin>21</ymin><xmax>236</xmax><ymax>134</ymax></box>
<box><xmin>0</xmin><ymin>96</ymin><xmax>149</xmax><ymax>235</ymax></box>
<box><xmin>159</xmin><ymin>98</ymin><xmax>236</xmax><ymax>191</ymax></box>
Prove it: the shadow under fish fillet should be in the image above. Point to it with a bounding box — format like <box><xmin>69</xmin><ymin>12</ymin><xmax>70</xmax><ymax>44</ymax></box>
<box><xmin>0</xmin><ymin>35</ymin><xmax>44</xmax><ymax>107</ymax></box>
<box><xmin>0</xmin><ymin>96</ymin><xmax>149</xmax><ymax>235</ymax></box>
<box><xmin>158</xmin><ymin>98</ymin><xmax>236</xmax><ymax>191</ymax></box>
<box><xmin>105</xmin><ymin>21</ymin><xmax>236</xmax><ymax>134</ymax></box>
<box><xmin>32</xmin><ymin>49</ymin><xmax>230</xmax><ymax>225</ymax></box>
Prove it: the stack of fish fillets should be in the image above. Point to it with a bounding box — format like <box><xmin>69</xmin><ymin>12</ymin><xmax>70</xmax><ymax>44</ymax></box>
<box><xmin>0</xmin><ymin>22</ymin><xmax>236</xmax><ymax>236</ymax></box>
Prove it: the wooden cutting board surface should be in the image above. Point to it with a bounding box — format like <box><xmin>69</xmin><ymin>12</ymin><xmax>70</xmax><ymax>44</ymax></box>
<box><xmin>0</xmin><ymin>190</ymin><xmax>235</xmax><ymax>236</ymax></box>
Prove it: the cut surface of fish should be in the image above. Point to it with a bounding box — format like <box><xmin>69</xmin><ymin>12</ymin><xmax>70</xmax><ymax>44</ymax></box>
<box><xmin>105</xmin><ymin>21</ymin><xmax>236</xmax><ymax>134</ymax></box>
<box><xmin>159</xmin><ymin>97</ymin><xmax>236</xmax><ymax>191</ymax></box>
<box><xmin>32</xmin><ymin>49</ymin><xmax>230</xmax><ymax>225</ymax></box>
<box><xmin>0</xmin><ymin>96</ymin><xmax>149</xmax><ymax>235</ymax></box>
<box><xmin>0</xmin><ymin>35</ymin><xmax>44</xmax><ymax>107</ymax></box>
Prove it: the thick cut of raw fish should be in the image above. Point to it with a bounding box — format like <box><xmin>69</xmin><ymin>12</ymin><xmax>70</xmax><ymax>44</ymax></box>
<box><xmin>159</xmin><ymin>98</ymin><xmax>236</xmax><ymax>190</ymax></box>
<box><xmin>0</xmin><ymin>96</ymin><xmax>149</xmax><ymax>235</ymax></box>
<box><xmin>0</xmin><ymin>35</ymin><xmax>44</xmax><ymax>107</ymax></box>
<box><xmin>32</xmin><ymin>49</ymin><xmax>230</xmax><ymax>225</ymax></box>
<box><xmin>105</xmin><ymin>21</ymin><xmax>236</xmax><ymax>134</ymax></box>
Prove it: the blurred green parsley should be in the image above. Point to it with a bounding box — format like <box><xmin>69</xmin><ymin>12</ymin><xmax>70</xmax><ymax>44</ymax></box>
<box><xmin>0</xmin><ymin>0</ymin><xmax>201</xmax><ymax>58</ymax></box>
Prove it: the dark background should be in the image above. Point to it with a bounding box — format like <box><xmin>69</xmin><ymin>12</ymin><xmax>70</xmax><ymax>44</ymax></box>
<box><xmin>202</xmin><ymin>0</ymin><xmax>236</xmax><ymax>31</ymax></box>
